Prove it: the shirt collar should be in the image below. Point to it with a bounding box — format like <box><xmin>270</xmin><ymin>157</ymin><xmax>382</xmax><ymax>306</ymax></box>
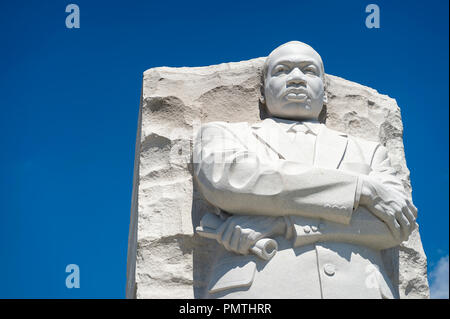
<box><xmin>271</xmin><ymin>117</ymin><xmax>323</xmax><ymax>135</ymax></box>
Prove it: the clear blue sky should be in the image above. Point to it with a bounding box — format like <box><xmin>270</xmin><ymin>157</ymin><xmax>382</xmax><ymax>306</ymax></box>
<box><xmin>0</xmin><ymin>0</ymin><xmax>448</xmax><ymax>298</ymax></box>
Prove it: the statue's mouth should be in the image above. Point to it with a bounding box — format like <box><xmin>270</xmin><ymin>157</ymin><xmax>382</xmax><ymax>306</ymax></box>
<box><xmin>284</xmin><ymin>88</ymin><xmax>308</xmax><ymax>101</ymax></box>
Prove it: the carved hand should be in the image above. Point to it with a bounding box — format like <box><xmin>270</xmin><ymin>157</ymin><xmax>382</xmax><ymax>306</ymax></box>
<box><xmin>359</xmin><ymin>176</ymin><xmax>417</xmax><ymax>243</ymax></box>
<box><xmin>215</xmin><ymin>215</ymin><xmax>286</xmax><ymax>255</ymax></box>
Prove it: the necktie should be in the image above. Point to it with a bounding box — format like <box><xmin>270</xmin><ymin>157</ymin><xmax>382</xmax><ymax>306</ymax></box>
<box><xmin>292</xmin><ymin>124</ymin><xmax>316</xmax><ymax>165</ymax></box>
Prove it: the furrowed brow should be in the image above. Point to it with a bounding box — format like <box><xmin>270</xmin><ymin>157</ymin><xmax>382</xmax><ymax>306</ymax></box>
<box><xmin>274</xmin><ymin>59</ymin><xmax>319</xmax><ymax>68</ymax></box>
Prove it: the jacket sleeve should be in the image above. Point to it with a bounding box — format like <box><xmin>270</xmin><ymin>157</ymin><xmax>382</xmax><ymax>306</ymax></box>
<box><xmin>193</xmin><ymin>122</ymin><xmax>360</xmax><ymax>225</ymax></box>
<box><xmin>288</xmin><ymin>143</ymin><xmax>412</xmax><ymax>249</ymax></box>
<box><xmin>353</xmin><ymin>143</ymin><xmax>410</xmax><ymax>209</ymax></box>
<box><xmin>371</xmin><ymin>144</ymin><xmax>408</xmax><ymax>194</ymax></box>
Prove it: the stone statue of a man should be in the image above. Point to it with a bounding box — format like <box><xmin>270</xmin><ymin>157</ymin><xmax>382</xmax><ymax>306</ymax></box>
<box><xmin>193</xmin><ymin>41</ymin><xmax>417</xmax><ymax>299</ymax></box>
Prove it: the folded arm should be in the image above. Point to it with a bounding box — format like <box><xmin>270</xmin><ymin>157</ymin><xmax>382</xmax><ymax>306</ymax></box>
<box><xmin>193</xmin><ymin>122</ymin><xmax>360</xmax><ymax>225</ymax></box>
<box><xmin>357</xmin><ymin>144</ymin><xmax>417</xmax><ymax>243</ymax></box>
<box><xmin>289</xmin><ymin>142</ymin><xmax>417</xmax><ymax>248</ymax></box>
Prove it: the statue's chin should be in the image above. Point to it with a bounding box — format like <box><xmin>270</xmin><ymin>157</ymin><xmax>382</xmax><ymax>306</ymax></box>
<box><xmin>267</xmin><ymin>102</ymin><xmax>321</xmax><ymax>121</ymax></box>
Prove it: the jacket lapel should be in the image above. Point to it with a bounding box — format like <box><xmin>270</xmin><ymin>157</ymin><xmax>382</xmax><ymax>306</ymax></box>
<box><xmin>314</xmin><ymin>126</ymin><xmax>348</xmax><ymax>169</ymax></box>
<box><xmin>251</xmin><ymin>118</ymin><xmax>303</xmax><ymax>161</ymax></box>
<box><xmin>251</xmin><ymin>118</ymin><xmax>349</xmax><ymax>168</ymax></box>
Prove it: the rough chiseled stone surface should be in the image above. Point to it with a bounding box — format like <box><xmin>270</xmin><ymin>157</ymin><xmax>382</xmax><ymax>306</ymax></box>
<box><xmin>126</xmin><ymin>57</ymin><xmax>429</xmax><ymax>299</ymax></box>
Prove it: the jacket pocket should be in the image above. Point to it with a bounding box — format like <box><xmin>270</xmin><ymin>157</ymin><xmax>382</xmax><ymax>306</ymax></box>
<box><xmin>208</xmin><ymin>256</ymin><xmax>256</xmax><ymax>294</ymax></box>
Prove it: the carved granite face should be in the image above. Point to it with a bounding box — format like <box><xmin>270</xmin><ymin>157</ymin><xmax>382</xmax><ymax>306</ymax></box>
<box><xmin>263</xmin><ymin>42</ymin><xmax>326</xmax><ymax>121</ymax></box>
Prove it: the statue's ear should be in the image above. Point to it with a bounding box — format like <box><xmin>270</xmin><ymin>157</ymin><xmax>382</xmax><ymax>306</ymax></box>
<box><xmin>260</xmin><ymin>84</ymin><xmax>266</xmax><ymax>104</ymax></box>
<box><xmin>323</xmin><ymin>91</ymin><xmax>328</xmax><ymax>106</ymax></box>
<box><xmin>260</xmin><ymin>94</ymin><xmax>265</xmax><ymax>104</ymax></box>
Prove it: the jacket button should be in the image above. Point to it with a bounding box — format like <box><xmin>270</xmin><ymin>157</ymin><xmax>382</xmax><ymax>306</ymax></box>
<box><xmin>324</xmin><ymin>264</ymin><xmax>335</xmax><ymax>276</ymax></box>
<box><xmin>303</xmin><ymin>226</ymin><xmax>311</xmax><ymax>233</ymax></box>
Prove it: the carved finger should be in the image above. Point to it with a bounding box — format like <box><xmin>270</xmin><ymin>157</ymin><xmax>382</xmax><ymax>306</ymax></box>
<box><xmin>371</xmin><ymin>203</ymin><xmax>389</xmax><ymax>223</ymax></box>
<box><xmin>392</xmin><ymin>203</ymin><xmax>409</xmax><ymax>241</ymax></box>
<box><xmin>402</xmin><ymin>206</ymin><xmax>416</xmax><ymax>233</ymax></box>
<box><xmin>395</xmin><ymin>210</ymin><xmax>411</xmax><ymax>242</ymax></box>
<box><xmin>406</xmin><ymin>199</ymin><xmax>418</xmax><ymax>218</ymax></box>
<box><xmin>229</xmin><ymin>225</ymin><xmax>241</xmax><ymax>253</ymax></box>
<box><xmin>221</xmin><ymin>221</ymin><xmax>235</xmax><ymax>251</ymax></box>
<box><xmin>215</xmin><ymin>217</ymin><xmax>230</xmax><ymax>239</ymax></box>
<box><xmin>391</xmin><ymin>218</ymin><xmax>402</xmax><ymax>242</ymax></box>
<box><xmin>378</xmin><ymin>206</ymin><xmax>401</xmax><ymax>242</ymax></box>
<box><xmin>238</xmin><ymin>229</ymin><xmax>251</xmax><ymax>254</ymax></box>
<box><xmin>247</xmin><ymin>231</ymin><xmax>263</xmax><ymax>247</ymax></box>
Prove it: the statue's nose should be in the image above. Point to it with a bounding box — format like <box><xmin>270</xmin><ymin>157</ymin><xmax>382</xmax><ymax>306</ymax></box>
<box><xmin>287</xmin><ymin>68</ymin><xmax>307</xmax><ymax>86</ymax></box>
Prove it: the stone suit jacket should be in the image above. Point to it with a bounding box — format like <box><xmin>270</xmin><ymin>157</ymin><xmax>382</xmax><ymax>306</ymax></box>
<box><xmin>193</xmin><ymin>117</ymin><xmax>409</xmax><ymax>299</ymax></box>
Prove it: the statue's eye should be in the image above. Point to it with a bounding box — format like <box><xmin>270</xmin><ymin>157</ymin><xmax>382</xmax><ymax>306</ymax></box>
<box><xmin>304</xmin><ymin>66</ymin><xmax>317</xmax><ymax>75</ymax></box>
<box><xmin>274</xmin><ymin>65</ymin><xmax>288</xmax><ymax>75</ymax></box>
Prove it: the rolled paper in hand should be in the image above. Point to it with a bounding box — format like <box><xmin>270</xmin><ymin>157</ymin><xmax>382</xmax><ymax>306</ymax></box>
<box><xmin>196</xmin><ymin>212</ymin><xmax>278</xmax><ymax>261</ymax></box>
<box><xmin>250</xmin><ymin>238</ymin><xmax>278</xmax><ymax>261</ymax></box>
